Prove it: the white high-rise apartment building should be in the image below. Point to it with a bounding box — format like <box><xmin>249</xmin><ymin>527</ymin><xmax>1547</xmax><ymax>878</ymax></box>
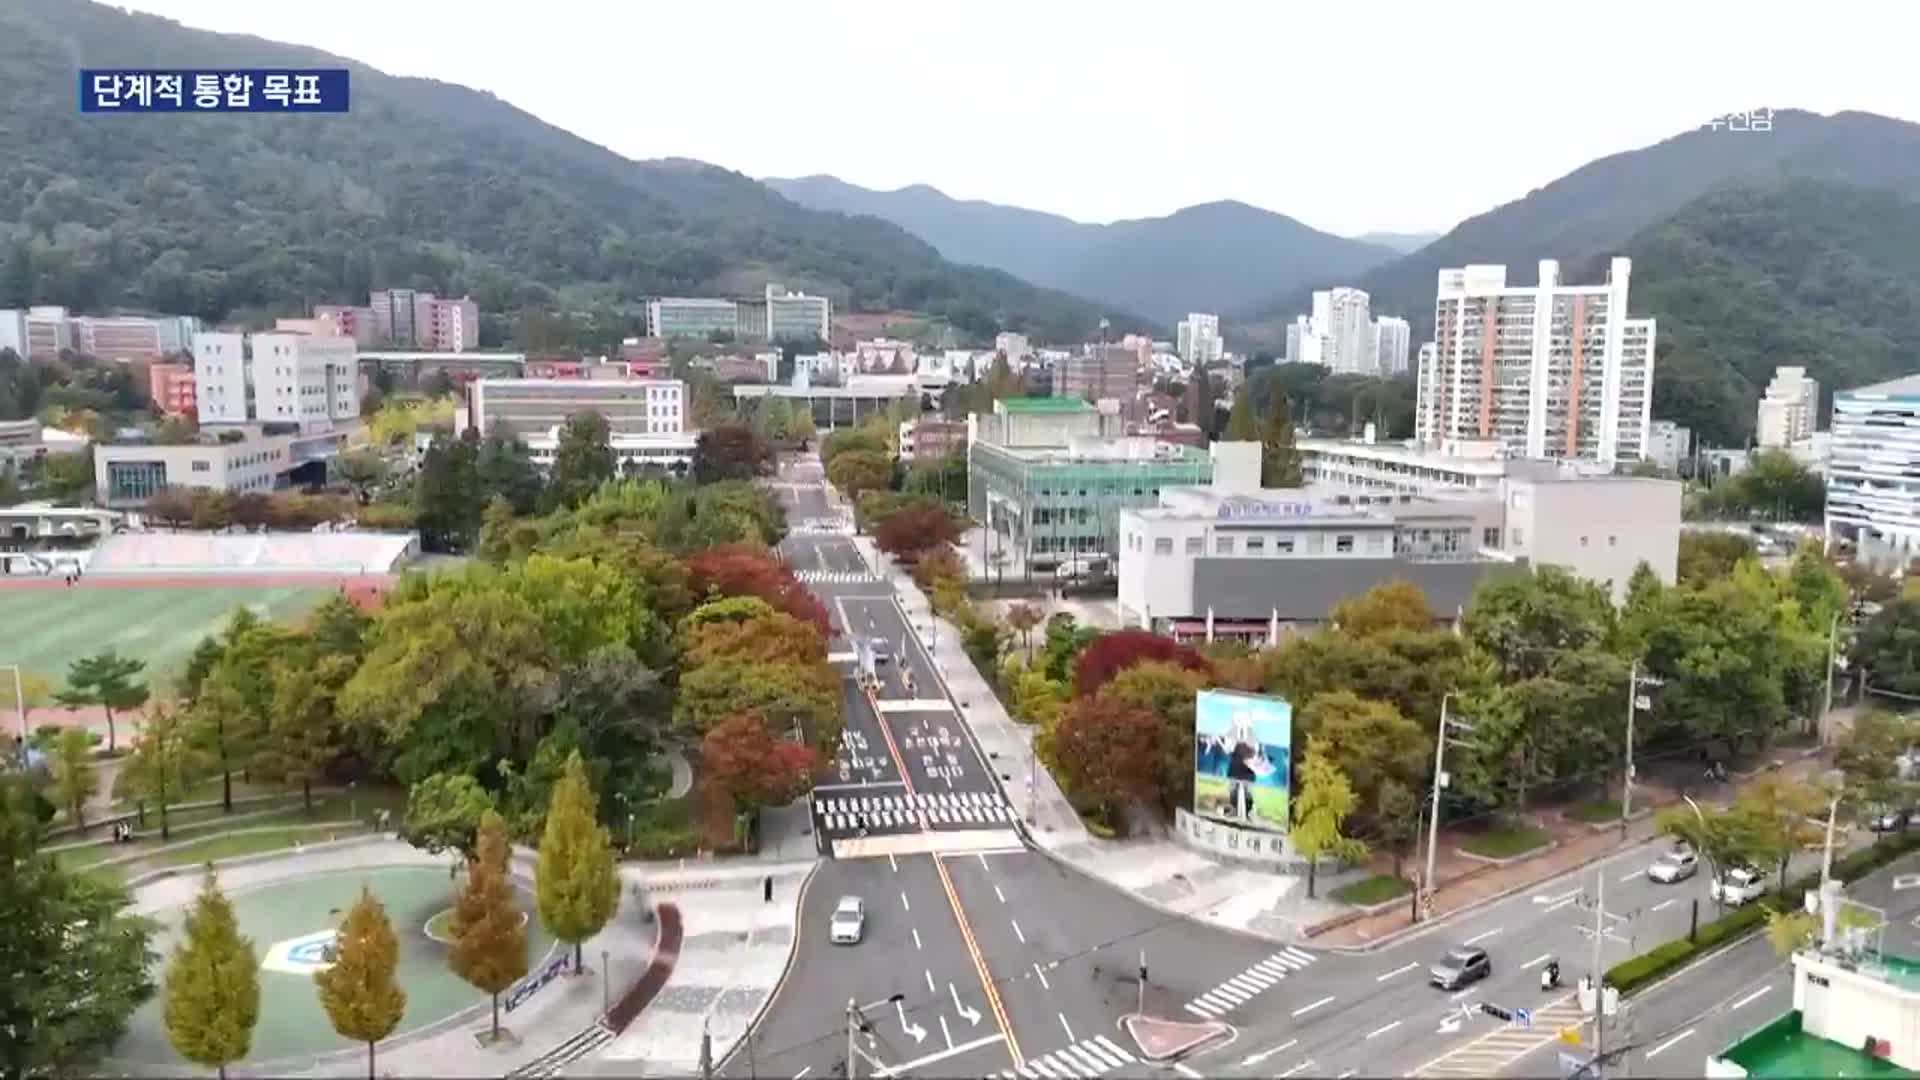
<box><xmin>1757</xmin><ymin>365</ymin><xmax>1820</xmax><ymax>449</ymax></box>
<box><xmin>1374</xmin><ymin>316</ymin><xmax>1411</xmax><ymax>375</ymax></box>
<box><xmin>1415</xmin><ymin>258</ymin><xmax>1654</xmax><ymax>467</ymax></box>
<box><xmin>192</xmin><ymin>331</ymin><xmax>359</xmax><ymax>432</ymax></box>
<box><xmin>1828</xmin><ymin>376</ymin><xmax>1920</xmax><ymax>557</ymax></box>
<box><xmin>1176</xmin><ymin>313</ymin><xmax>1223</xmax><ymax>366</ymax></box>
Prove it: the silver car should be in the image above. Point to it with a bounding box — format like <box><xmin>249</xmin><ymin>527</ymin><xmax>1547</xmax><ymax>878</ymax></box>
<box><xmin>829</xmin><ymin>896</ymin><xmax>866</xmax><ymax>945</ymax></box>
<box><xmin>1647</xmin><ymin>849</ymin><xmax>1698</xmax><ymax>883</ymax></box>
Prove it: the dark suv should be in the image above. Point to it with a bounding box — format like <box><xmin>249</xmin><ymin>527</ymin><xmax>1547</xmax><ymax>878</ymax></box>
<box><xmin>1430</xmin><ymin>946</ymin><xmax>1492</xmax><ymax>990</ymax></box>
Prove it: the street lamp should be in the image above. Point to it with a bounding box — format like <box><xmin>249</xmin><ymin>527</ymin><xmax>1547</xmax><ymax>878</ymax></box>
<box><xmin>1417</xmin><ymin>692</ymin><xmax>1477</xmax><ymax>923</ymax></box>
<box><xmin>1621</xmin><ymin>662</ymin><xmax>1664</xmax><ymax>839</ymax></box>
<box><xmin>1822</xmin><ymin>610</ymin><xmax>1844</xmax><ymax>745</ymax></box>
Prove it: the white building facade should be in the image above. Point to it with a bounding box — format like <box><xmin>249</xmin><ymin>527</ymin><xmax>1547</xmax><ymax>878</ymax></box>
<box><xmin>1176</xmin><ymin>313</ymin><xmax>1224</xmax><ymax>366</ymax></box>
<box><xmin>1758</xmin><ymin>365</ymin><xmax>1821</xmax><ymax>449</ymax></box>
<box><xmin>1827</xmin><ymin>375</ymin><xmax>1920</xmax><ymax>558</ymax></box>
<box><xmin>1415</xmin><ymin>258</ymin><xmax>1655</xmax><ymax>468</ymax></box>
<box><xmin>1373</xmin><ymin>316</ymin><xmax>1411</xmax><ymax>375</ymax></box>
<box><xmin>191</xmin><ymin>332</ymin><xmax>358</xmax><ymax>431</ymax></box>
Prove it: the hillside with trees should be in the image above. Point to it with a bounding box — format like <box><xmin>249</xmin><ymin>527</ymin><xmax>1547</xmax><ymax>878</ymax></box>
<box><xmin>0</xmin><ymin>0</ymin><xmax>1138</xmax><ymax>349</ymax></box>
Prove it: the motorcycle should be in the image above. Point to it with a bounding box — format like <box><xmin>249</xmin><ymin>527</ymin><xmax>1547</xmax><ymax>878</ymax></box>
<box><xmin>1540</xmin><ymin>959</ymin><xmax>1561</xmax><ymax>991</ymax></box>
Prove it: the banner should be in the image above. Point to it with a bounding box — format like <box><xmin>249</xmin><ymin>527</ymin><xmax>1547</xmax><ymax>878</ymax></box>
<box><xmin>1192</xmin><ymin>689</ymin><xmax>1292</xmax><ymax>833</ymax></box>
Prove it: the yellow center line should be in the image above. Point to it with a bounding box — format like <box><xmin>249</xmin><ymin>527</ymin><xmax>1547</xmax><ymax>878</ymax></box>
<box><xmin>934</xmin><ymin>853</ymin><xmax>1022</xmax><ymax>1067</ymax></box>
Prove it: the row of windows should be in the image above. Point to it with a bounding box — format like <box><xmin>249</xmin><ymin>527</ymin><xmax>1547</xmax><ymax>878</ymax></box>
<box><xmin>1132</xmin><ymin>530</ymin><xmax>1389</xmax><ymax>557</ymax></box>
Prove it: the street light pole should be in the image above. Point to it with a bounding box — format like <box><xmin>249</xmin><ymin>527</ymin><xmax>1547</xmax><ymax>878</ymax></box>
<box><xmin>2</xmin><ymin>663</ymin><xmax>25</xmax><ymax>748</ymax></box>
<box><xmin>1622</xmin><ymin>662</ymin><xmax>1662</xmax><ymax>840</ymax></box>
<box><xmin>1822</xmin><ymin>610</ymin><xmax>1843</xmax><ymax>745</ymax></box>
<box><xmin>1420</xmin><ymin>693</ymin><xmax>1474</xmax><ymax>922</ymax></box>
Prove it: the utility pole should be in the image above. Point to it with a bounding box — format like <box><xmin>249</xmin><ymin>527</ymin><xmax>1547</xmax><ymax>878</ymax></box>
<box><xmin>1571</xmin><ymin>868</ymin><xmax>1637</xmax><ymax>1080</ymax></box>
<box><xmin>1418</xmin><ymin>693</ymin><xmax>1476</xmax><ymax>923</ymax></box>
<box><xmin>845</xmin><ymin>993</ymin><xmax>900</xmax><ymax>1080</ymax></box>
<box><xmin>1621</xmin><ymin>663</ymin><xmax>1663</xmax><ymax>840</ymax></box>
<box><xmin>1822</xmin><ymin>610</ymin><xmax>1843</xmax><ymax>745</ymax></box>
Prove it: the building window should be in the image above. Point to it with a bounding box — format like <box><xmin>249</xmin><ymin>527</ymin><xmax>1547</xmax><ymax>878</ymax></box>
<box><xmin>1609</xmin><ymin>535</ymin><xmax>1618</xmax><ymax>547</ymax></box>
<box><xmin>1483</xmin><ymin>526</ymin><xmax>1500</xmax><ymax>548</ymax></box>
<box><xmin>190</xmin><ymin>461</ymin><xmax>210</xmax><ymax>473</ymax></box>
<box><xmin>1154</xmin><ymin>537</ymin><xmax>1173</xmax><ymax>555</ymax></box>
<box><xmin>1511</xmin><ymin>528</ymin><xmax>1525</xmax><ymax>547</ymax></box>
<box><xmin>1185</xmin><ymin>536</ymin><xmax>1203</xmax><ymax>555</ymax></box>
<box><xmin>1306</xmin><ymin>533</ymin><xmax>1325</xmax><ymax>554</ymax></box>
<box><xmin>1368</xmin><ymin>533</ymin><xmax>1387</xmax><ymax>553</ymax></box>
<box><xmin>1275</xmin><ymin>538</ymin><xmax>1295</xmax><ymax>554</ymax></box>
<box><xmin>1246</xmin><ymin>537</ymin><xmax>1265</xmax><ymax>555</ymax></box>
<box><xmin>1580</xmin><ymin>535</ymin><xmax>1590</xmax><ymax>548</ymax></box>
<box><xmin>1336</xmin><ymin>535</ymin><xmax>1355</xmax><ymax>554</ymax></box>
<box><xmin>1215</xmin><ymin>536</ymin><xmax>1234</xmax><ymax>555</ymax></box>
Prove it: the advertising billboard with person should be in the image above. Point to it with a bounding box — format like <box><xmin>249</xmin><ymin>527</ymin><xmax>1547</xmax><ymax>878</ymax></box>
<box><xmin>1192</xmin><ymin>689</ymin><xmax>1292</xmax><ymax>833</ymax></box>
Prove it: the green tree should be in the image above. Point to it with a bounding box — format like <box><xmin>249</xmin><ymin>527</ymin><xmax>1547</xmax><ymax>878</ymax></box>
<box><xmin>0</xmin><ymin>780</ymin><xmax>158</xmax><ymax>1077</ymax></box>
<box><xmin>1004</xmin><ymin>602</ymin><xmax>1044</xmax><ymax>656</ymax></box>
<box><xmin>1677</xmin><ymin>531</ymin><xmax>1757</xmax><ymax>587</ymax></box>
<box><xmin>1330</xmin><ymin>580</ymin><xmax>1435</xmax><ymax>639</ymax></box>
<box><xmin>476</xmin><ymin>435</ymin><xmax>542</xmax><ymax>516</ymax></box>
<box><xmin>313</xmin><ymin>884</ymin><xmax>407</xmax><ymax>1080</ymax></box>
<box><xmin>402</xmin><ymin>773</ymin><xmax>497</xmax><ymax>859</ymax></box>
<box><xmin>163</xmin><ymin>869</ymin><xmax>260</xmax><ymax>1079</ymax></box>
<box><xmin>1854</xmin><ymin>595</ymin><xmax>1920</xmax><ymax>699</ymax></box>
<box><xmin>412</xmin><ymin>436</ymin><xmax>482</xmax><ymax>553</ymax></box>
<box><xmin>56</xmin><ymin>649</ymin><xmax>149</xmax><ymax>754</ymax></box>
<box><xmin>262</xmin><ymin>655</ymin><xmax>350</xmax><ymax>814</ymax></box>
<box><xmin>476</xmin><ymin>495</ymin><xmax>522</xmax><ymax>565</ymax></box>
<box><xmin>535</xmin><ymin>752</ymin><xmax>621</xmax><ymax>973</ymax></box>
<box><xmin>826</xmin><ymin>448</ymin><xmax>893</xmax><ymax>505</ymax></box>
<box><xmin>543</xmin><ymin>411</ymin><xmax>618</xmax><ymax>512</ymax></box>
<box><xmin>335</xmin><ymin>450</ymin><xmax>389</xmax><ymax>502</ymax></box>
<box><xmin>180</xmin><ymin>636</ymin><xmax>224</xmax><ymax>706</ymax></box>
<box><xmin>1259</xmin><ymin>389</ymin><xmax>1304</xmax><ymax>487</ymax></box>
<box><xmin>50</xmin><ymin>727</ymin><xmax>97</xmax><ymax>831</ymax></box>
<box><xmin>1837</xmin><ymin>710</ymin><xmax>1920</xmax><ymax>816</ymax></box>
<box><xmin>116</xmin><ymin>702</ymin><xmax>200</xmax><ymax>841</ymax></box>
<box><xmin>1300</xmin><ymin>690</ymin><xmax>1428</xmax><ymax>813</ymax></box>
<box><xmin>1463</xmin><ymin>566</ymin><xmax>1616</xmax><ymax>681</ymax></box>
<box><xmin>1375</xmin><ymin>777</ymin><xmax>1422</xmax><ymax>879</ymax></box>
<box><xmin>1223</xmin><ymin>384</ymin><xmax>1258</xmax><ymax>441</ymax></box>
<box><xmin>449</xmin><ymin>810</ymin><xmax>529</xmax><ymax>1041</ymax></box>
<box><xmin>1097</xmin><ymin>660</ymin><xmax>1209</xmax><ymax>814</ymax></box>
<box><xmin>1291</xmin><ymin>746</ymin><xmax>1367</xmax><ymax>898</ymax></box>
<box><xmin>673</xmin><ymin>658</ymin><xmax>841</xmax><ymax>748</ymax></box>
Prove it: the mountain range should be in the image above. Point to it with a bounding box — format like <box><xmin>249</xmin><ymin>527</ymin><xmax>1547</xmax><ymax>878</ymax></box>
<box><xmin>764</xmin><ymin>176</ymin><xmax>1401</xmax><ymax>325</ymax></box>
<box><xmin>0</xmin><ymin>0</ymin><xmax>1145</xmax><ymax>350</ymax></box>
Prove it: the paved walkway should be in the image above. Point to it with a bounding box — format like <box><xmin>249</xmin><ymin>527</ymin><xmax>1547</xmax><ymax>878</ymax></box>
<box><xmin>591</xmin><ymin>859</ymin><xmax>814</xmax><ymax>1077</ymax></box>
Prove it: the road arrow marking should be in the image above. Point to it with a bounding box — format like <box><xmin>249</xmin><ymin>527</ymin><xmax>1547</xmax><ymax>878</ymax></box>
<box><xmin>950</xmin><ymin>982</ymin><xmax>982</xmax><ymax>1025</ymax></box>
<box><xmin>896</xmin><ymin>1000</ymin><xmax>926</xmax><ymax>1045</ymax></box>
<box><xmin>1240</xmin><ymin>1038</ymin><xmax>1297</xmax><ymax>1067</ymax></box>
<box><xmin>1438</xmin><ymin>1015</ymin><xmax>1462</xmax><ymax>1035</ymax></box>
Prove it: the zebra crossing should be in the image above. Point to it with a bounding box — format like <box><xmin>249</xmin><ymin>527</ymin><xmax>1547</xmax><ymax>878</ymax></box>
<box><xmin>813</xmin><ymin>789</ymin><xmax>1016</xmax><ymax>833</ymax></box>
<box><xmin>997</xmin><ymin>1035</ymin><xmax>1137</xmax><ymax>1079</ymax></box>
<box><xmin>1181</xmin><ymin>946</ymin><xmax>1319</xmax><ymax>1018</ymax></box>
<box><xmin>794</xmin><ymin>569</ymin><xmax>884</xmax><ymax>584</ymax></box>
<box><xmin>792</xmin><ymin>517</ymin><xmax>854</xmax><ymax>535</ymax></box>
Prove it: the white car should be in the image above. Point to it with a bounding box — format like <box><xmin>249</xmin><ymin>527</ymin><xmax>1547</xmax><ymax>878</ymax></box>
<box><xmin>829</xmin><ymin>896</ymin><xmax>866</xmax><ymax>944</ymax></box>
<box><xmin>1648</xmin><ymin>849</ymin><xmax>1699</xmax><ymax>883</ymax></box>
<box><xmin>1709</xmin><ymin>866</ymin><xmax>1768</xmax><ymax>907</ymax></box>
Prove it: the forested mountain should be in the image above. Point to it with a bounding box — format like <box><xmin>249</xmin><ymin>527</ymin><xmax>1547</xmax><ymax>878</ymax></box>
<box><xmin>1624</xmin><ymin>179</ymin><xmax>1920</xmax><ymax>448</ymax></box>
<box><xmin>764</xmin><ymin>176</ymin><xmax>1397</xmax><ymax>324</ymax></box>
<box><xmin>0</xmin><ymin>0</ymin><xmax>1139</xmax><ymax>348</ymax></box>
<box><xmin>1352</xmin><ymin>231</ymin><xmax>1440</xmax><ymax>254</ymax></box>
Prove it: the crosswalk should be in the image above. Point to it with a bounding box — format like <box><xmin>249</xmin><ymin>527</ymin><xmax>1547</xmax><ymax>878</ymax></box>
<box><xmin>794</xmin><ymin>569</ymin><xmax>884</xmax><ymax>584</ymax></box>
<box><xmin>792</xmin><ymin>517</ymin><xmax>854</xmax><ymax>535</ymax></box>
<box><xmin>504</xmin><ymin>1021</ymin><xmax>614</xmax><ymax>1078</ymax></box>
<box><xmin>998</xmin><ymin>1035</ymin><xmax>1137</xmax><ymax>1079</ymax></box>
<box><xmin>1415</xmin><ymin>992</ymin><xmax>1585</xmax><ymax>1077</ymax></box>
<box><xmin>1181</xmin><ymin>946</ymin><xmax>1320</xmax><ymax>1018</ymax></box>
<box><xmin>813</xmin><ymin>789</ymin><xmax>1016</xmax><ymax>833</ymax></box>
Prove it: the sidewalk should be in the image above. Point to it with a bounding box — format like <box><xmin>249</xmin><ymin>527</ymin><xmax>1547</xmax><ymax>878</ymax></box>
<box><xmin>592</xmin><ymin>858</ymin><xmax>815</xmax><ymax>1077</ymax></box>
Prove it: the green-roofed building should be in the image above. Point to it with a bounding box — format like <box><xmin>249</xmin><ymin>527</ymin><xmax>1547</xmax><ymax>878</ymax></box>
<box><xmin>967</xmin><ymin>396</ymin><xmax>1213</xmax><ymax>582</ymax></box>
<box><xmin>1708</xmin><ymin>943</ymin><xmax>1920</xmax><ymax>1079</ymax></box>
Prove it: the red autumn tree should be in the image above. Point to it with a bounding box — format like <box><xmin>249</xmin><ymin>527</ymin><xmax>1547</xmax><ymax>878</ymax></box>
<box><xmin>1073</xmin><ymin>629</ymin><xmax>1213</xmax><ymax>698</ymax></box>
<box><xmin>685</xmin><ymin>544</ymin><xmax>831</xmax><ymax>637</ymax></box>
<box><xmin>1045</xmin><ymin>696</ymin><xmax>1166</xmax><ymax>820</ymax></box>
<box><xmin>692</xmin><ymin>424</ymin><xmax>775</xmax><ymax>484</ymax></box>
<box><xmin>700</xmin><ymin>711</ymin><xmax>821</xmax><ymax>814</ymax></box>
<box><xmin>873</xmin><ymin>500</ymin><xmax>962</xmax><ymax>562</ymax></box>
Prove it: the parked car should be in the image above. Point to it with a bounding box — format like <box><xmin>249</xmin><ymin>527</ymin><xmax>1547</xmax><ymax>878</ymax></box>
<box><xmin>1870</xmin><ymin>808</ymin><xmax>1913</xmax><ymax>833</ymax></box>
<box><xmin>829</xmin><ymin>896</ymin><xmax>866</xmax><ymax>944</ymax></box>
<box><xmin>1709</xmin><ymin>866</ymin><xmax>1768</xmax><ymax>907</ymax></box>
<box><xmin>1430</xmin><ymin>946</ymin><xmax>1492</xmax><ymax>990</ymax></box>
<box><xmin>869</xmin><ymin>637</ymin><xmax>893</xmax><ymax>664</ymax></box>
<box><xmin>1648</xmin><ymin>849</ymin><xmax>1699</xmax><ymax>883</ymax></box>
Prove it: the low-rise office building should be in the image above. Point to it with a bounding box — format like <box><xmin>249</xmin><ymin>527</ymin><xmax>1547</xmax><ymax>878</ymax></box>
<box><xmin>468</xmin><ymin>377</ymin><xmax>696</xmax><ymax>472</ymax></box>
<box><xmin>1708</xmin><ymin>938</ymin><xmax>1920</xmax><ymax>1078</ymax></box>
<box><xmin>93</xmin><ymin>425</ymin><xmax>353</xmax><ymax>508</ymax></box>
<box><xmin>732</xmin><ymin>377</ymin><xmax>921</xmax><ymax>431</ymax></box>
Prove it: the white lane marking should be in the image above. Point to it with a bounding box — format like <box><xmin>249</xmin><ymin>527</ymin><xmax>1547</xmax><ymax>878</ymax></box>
<box><xmin>889</xmin><ymin>853</ymin><xmax>897</xmax><ymax>872</ymax></box>
<box><xmin>1282</xmin><ymin>947</ymin><xmax>1316</xmax><ymax>965</ymax></box>
<box><xmin>901</xmin><ymin>891</ymin><xmax>911</xmax><ymax>912</ymax></box>
<box><xmin>1238</xmin><ymin>1038</ymin><xmax>1296</xmax><ymax>1066</ymax></box>
<box><xmin>912</xmin><ymin>927</ymin><xmax>922</xmax><ymax>950</ymax></box>
<box><xmin>995</xmin><ymin>885</ymin><xmax>1006</xmax><ymax>903</ymax></box>
<box><xmin>1652</xmin><ymin>898</ymin><xmax>1675</xmax><ymax>912</ymax></box>
<box><xmin>1058</xmin><ymin>1012</ymin><xmax>1075</xmax><ymax>1043</ymax></box>
<box><xmin>1280</xmin><ymin>1061</ymin><xmax>1315</xmax><ymax>1078</ymax></box>
<box><xmin>1010</xmin><ymin>919</ymin><xmax>1025</xmax><ymax>943</ymax></box>
<box><xmin>1174</xmin><ymin>1066</ymin><xmax>1202</xmax><ymax>1079</ymax></box>
<box><xmin>1522</xmin><ymin>953</ymin><xmax>1551</xmax><ymax>969</ymax></box>
<box><xmin>1367</xmin><ymin>1020</ymin><xmax>1402</xmax><ymax>1040</ymax></box>
<box><xmin>1545</xmin><ymin>897</ymin><xmax>1578</xmax><ymax>913</ymax></box>
<box><xmin>1647</xmin><ymin>1028</ymin><xmax>1696</xmax><ymax>1058</ymax></box>
<box><xmin>1534</xmin><ymin>887</ymin><xmax>1582</xmax><ymax>905</ymax></box>
<box><xmin>940</xmin><ymin>1014</ymin><xmax>953</xmax><ymax>1050</ymax></box>
<box><xmin>1292</xmin><ymin>995</ymin><xmax>1335</xmax><ymax>1017</ymax></box>
<box><xmin>1465</xmin><ymin>927</ymin><xmax>1500</xmax><ymax>944</ymax></box>
<box><xmin>1378</xmin><ymin>961</ymin><xmax>1419</xmax><ymax>981</ymax></box>
<box><xmin>978</xmin><ymin>852</ymin><xmax>990</xmax><ymax>871</ymax></box>
<box><xmin>1620</xmin><ymin>870</ymin><xmax>1643</xmax><ymax>883</ymax></box>
<box><xmin>793</xmin><ymin>1069</ymin><xmax>812</xmax><ymax>1080</ymax></box>
<box><xmin>1337</xmin><ymin>1071</ymin><xmax>1357</xmax><ymax>1079</ymax></box>
<box><xmin>1033</xmin><ymin>962</ymin><xmax>1051</xmax><ymax>990</ymax></box>
<box><xmin>925</xmin><ymin>969</ymin><xmax>936</xmax><ymax>994</ymax></box>
<box><xmin>1450</xmin><ymin>988</ymin><xmax>1475</xmax><ymax>1002</ymax></box>
<box><xmin>874</xmin><ymin>1033</ymin><xmax>1005</xmax><ymax>1078</ymax></box>
<box><xmin>1731</xmin><ymin>985</ymin><xmax>1773</xmax><ymax>1010</ymax></box>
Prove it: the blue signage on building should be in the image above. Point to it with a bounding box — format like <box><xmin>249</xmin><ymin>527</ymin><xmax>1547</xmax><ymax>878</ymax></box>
<box><xmin>1216</xmin><ymin>498</ymin><xmax>1314</xmax><ymax>521</ymax></box>
<box><xmin>81</xmin><ymin>70</ymin><xmax>350</xmax><ymax>113</ymax></box>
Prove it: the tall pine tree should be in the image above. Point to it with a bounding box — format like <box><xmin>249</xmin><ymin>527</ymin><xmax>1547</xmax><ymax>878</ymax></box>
<box><xmin>1260</xmin><ymin>389</ymin><xmax>1304</xmax><ymax>488</ymax></box>
<box><xmin>535</xmin><ymin>752</ymin><xmax>622</xmax><ymax>973</ymax></box>
<box><xmin>1223</xmin><ymin>385</ymin><xmax>1258</xmax><ymax>441</ymax></box>
<box><xmin>543</xmin><ymin>411</ymin><xmax>617</xmax><ymax>512</ymax></box>
<box><xmin>449</xmin><ymin>810</ymin><xmax>528</xmax><ymax>1040</ymax></box>
<box><xmin>314</xmin><ymin>884</ymin><xmax>408</xmax><ymax>1080</ymax></box>
<box><xmin>163</xmin><ymin>869</ymin><xmax>260</xmax><ymax>1079</ymax></box>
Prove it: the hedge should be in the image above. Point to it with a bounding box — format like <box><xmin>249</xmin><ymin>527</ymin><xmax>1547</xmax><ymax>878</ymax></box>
<box><xmin>1606</xmin><ymin>829</ymin><xmax>1920</xmax><ymax>994</ymax></box>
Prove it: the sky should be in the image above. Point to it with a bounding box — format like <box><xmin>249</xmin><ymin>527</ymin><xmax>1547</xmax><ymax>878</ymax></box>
<box><xmin>113</xmin><ymin>0</ymin><xmax>1920</xmax><ymax>237</ymax></box>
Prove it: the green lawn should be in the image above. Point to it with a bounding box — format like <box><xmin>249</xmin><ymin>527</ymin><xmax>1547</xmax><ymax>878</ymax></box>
<box><xmin>1566</xmin><ymin>799</ymin><xmax>1624</xmax><ymax>824</ymax></box>
<box><xmin>0</xmin><ymin>582</ymin><xmax>334</xmax><ymax>687</ymax></box>
<box><xmin>1331</xmin><ymin>874</ymin><xmax>1414</xmax><ymax>906</ymax></box>
<box><xmin>53</xmin><ymin>787</ymin><xmax>406</xmax><ymax>873</ymax></box>
<box><xmin>83</xmin><ymin>822</ymin><xmax>367</xmax><ymax>886</ymax></box>
<box><xmin>1462</xmin><ymin>824</ymin><xmax>1553</xmax><ymax>859</ymax></box>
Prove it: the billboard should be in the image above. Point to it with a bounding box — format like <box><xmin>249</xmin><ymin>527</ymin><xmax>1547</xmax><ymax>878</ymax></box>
<box><xmin>1192</xmin><ymin>689</ymin><xmax>1292</xmax><ymax>833</ymax></box>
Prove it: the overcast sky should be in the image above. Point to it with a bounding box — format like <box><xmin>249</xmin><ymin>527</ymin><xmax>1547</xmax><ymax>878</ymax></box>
<box><xmin>115</xmin><ymin>0</ymin><xmax>1920</xmax><ymax>237</ymax></box>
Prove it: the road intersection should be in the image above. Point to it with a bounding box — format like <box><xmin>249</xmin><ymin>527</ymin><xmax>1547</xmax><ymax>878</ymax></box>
<box><xmin>729</xmin><ymin>452</ymin><xmax>1863</xmax><ymax>1080</ymax></box>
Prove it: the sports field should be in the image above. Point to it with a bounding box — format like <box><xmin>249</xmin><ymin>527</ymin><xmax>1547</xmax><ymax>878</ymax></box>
<box><xmin>0</xmin><ymin>581</ymin><xmax>335</xmax><ymax>685</ymax></box>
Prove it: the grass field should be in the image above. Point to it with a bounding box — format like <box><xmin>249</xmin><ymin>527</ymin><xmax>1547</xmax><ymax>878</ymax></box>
<box><xmin>0</xmin><ymin>583</ymin><xmax>334</xmax><ymax>685</ymax></box>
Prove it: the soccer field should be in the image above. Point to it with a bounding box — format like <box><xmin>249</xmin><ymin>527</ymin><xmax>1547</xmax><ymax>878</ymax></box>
<box><xmin>0</xmin><ymin>582</ymin><xmax>334</xmax><ymax>686</ymax></box>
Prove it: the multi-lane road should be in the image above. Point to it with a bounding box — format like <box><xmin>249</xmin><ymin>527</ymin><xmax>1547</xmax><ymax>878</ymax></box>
<box><xmin>728</xmin><ymin>451</ymin><xmax>1868</xmax><ymax>1080</ymax></box>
